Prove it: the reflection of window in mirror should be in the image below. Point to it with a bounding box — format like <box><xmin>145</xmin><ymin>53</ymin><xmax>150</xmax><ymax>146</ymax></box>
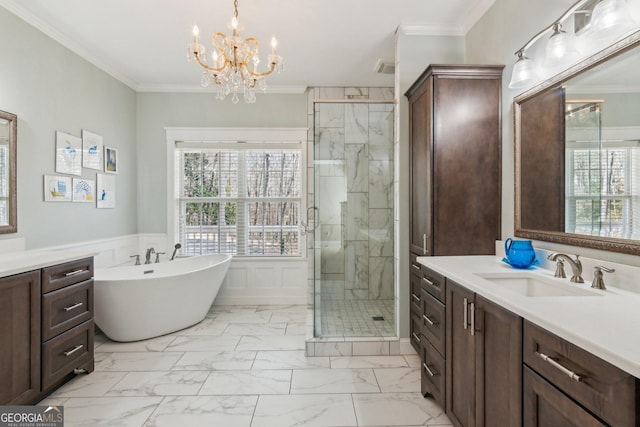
<box><xmin>0</xmin><ymin>117</ymin><xmax>10</xmax><ymax>225</ymax></box>
<box><xmin>565</xmin><ymin>100</ymin><xmax>640</xmax><ymax>240</ymax></box>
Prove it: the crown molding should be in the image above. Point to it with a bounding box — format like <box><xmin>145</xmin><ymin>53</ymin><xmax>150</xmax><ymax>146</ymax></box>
<box><xmin>137</xmin><ymin>84</ymin><xmax>308</xmax><ymax>94</ymax></box>
<box><xmin>0</xmin><ymin>0</ymin><xmax>139</xmax><ymax>90</ymax></box>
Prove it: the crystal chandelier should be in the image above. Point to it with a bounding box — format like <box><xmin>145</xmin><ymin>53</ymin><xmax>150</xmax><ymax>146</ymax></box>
<box><xmin>187</xmin><ymin>0</ymin><xmax>283</xmax><ymax>104</ymax></box>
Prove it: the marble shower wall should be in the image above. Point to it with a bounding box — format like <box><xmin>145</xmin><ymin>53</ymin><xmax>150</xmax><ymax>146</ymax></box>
<box><xmin>307</xmin><ymin>88</ymin><xmax>395</xmax><ymax>305</ymax></box>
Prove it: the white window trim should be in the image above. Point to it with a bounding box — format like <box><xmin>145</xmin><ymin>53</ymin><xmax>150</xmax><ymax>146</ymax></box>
<box><xmin>165</xmin><ymin>127</ymin><xmax>309</xmax><ymax>259</ymax></box>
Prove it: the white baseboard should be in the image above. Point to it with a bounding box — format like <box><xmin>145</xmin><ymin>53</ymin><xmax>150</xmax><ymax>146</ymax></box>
<box><xmin>213</xmin><ymin>296</ymin><xmax>307</xmax><ymax>306</ymax></box>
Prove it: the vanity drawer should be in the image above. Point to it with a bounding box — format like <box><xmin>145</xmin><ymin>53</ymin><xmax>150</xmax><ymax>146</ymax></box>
<box><xmin>523</xmin><ymin>321</ymin><xmax>638</xmax><ymax>427</ymax></box>
<box><xmin>42</xmin><ymin>279</ymin><xmax>93</xmax><ymax>341</ymax></box>
<box><xmin>410</xmin><ymin>274</ymin><xmax>422</xmax><ymax>315</ymax></box>
<box><xmin>421</xmin><ymin>266</ymin><xmax>445</xmax><ymax>303</ymax></box>
<box><xmin>420</xmin><ymin>288</ymin><xmax>445</xmax><ymax>357</ymax></box>
<box><xmin>410</xmin><ymin>313</ymin><xmax>423</xmax><ymax>353</ymax></box>
<box><xmin>42</xmin><ymin>257</ymin><xmax>93</xmax><ymax>293</ymax></box>
<box><xmin>42</xmin><ymin>321</ymin><xmax>94</xmax><ymax>390</ymax></box>
<box><xmin>421</xmin><ymin>339</ymin><xmax>445</xmax><ymax>408</ymax></box>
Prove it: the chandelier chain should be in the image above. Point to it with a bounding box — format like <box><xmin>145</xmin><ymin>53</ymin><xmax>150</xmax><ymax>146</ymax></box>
<box><xmin>234</xmin><ymin>0</ymin><xmax>239</xmax><ymax>18</ymax></box>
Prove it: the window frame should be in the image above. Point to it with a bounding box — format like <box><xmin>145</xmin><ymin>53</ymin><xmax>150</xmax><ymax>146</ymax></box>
<box><xmin>166</xmin><ymin>128</ymin><xmax>308</xmax><ymax>259</ymax></box>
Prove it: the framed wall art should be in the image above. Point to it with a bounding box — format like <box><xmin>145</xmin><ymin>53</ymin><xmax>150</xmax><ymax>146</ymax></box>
<box><xmin>44</xmin><ymin>175</ymin><xmax>72</xmax><ymax>202</ymax></box>
<box><xmin>104</xmin><ymin>146</ymin><xmax>118</xmax><ymax>174</ymax></box>
<box><xmin>96</xmin><ymin>173</ymin><xmax>115</xmax><ymax>208</ymax></box>
<box><xmin>72</xmin><ymin>178</ymin><xmax>95</xmax><ymax>203</ymax></box>
<box><xmin>82</xmin><ymin>130</ymin><xmax>103</xmax><ymax>170</ymax></box>
<box><xmin>55</xmin><ymin>131</ymin><xmax>82</xmax><ymax>176</ymax></box>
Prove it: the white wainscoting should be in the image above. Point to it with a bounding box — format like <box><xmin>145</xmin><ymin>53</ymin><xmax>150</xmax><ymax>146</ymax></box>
<box><xmin>37</xmin><ymin>233</ymin><xmax>308</xmax><ymax>305</ymax></box>
<box><xmin>217</xmin><ymin>257</ymin><xmax>308</xmax><ymax>305</ymax></box>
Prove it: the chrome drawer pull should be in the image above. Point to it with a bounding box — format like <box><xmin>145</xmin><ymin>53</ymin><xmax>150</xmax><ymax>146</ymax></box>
<box><xmin>412</xmin><ymin>293</ymin><xmax>421</xmax><ymax>302</ymax></box>
<box><xmin>537</xmin><ymin>352</ymin><xmax>582</xmax><ymax>382</ymax></box>
<box><xmin>470</xmin><ymin>302</ymin><xmax>475</xmax><ymax>336</ymax></box>
<box><xmin>422</xmin><ymin>277</ymin><xmax>437</xmax><ymax>287</ymax></box>
<box><xmin>412</xmin><ymin>332</ymin><xmax>422</xmax><ymax>342</ymax></box>
<box><xmin>423</xmin><ymin>314</ymin><xmax>436</xmax><ymax>326</ymax></box>
<box><xmin>463</xmin><ymin>298</ymin><xmax>468</xmax><ymax>330</ymax></box>
<box><xmin>63</xmin><ymin>302</ymin><xmax>84</xmax><ymax>312</ymax></box>
<box><xmin>63</xmin><ymin>344</ymin><xmax>84</xmax><ymax>357</ymax></box>
<box><xmin>65</xmin><ymin>269</ymin><xmax>85</xmax><ymax>277</ymax></box>
<box><xmin>412</xmin><ymin>264</ymin><xmax>421</xmax><ymax>272</ymax></box>
<box><xmin>423</xmin><ymin>363</ymin><xmax>438</xmax><ymax>377</ymax></box>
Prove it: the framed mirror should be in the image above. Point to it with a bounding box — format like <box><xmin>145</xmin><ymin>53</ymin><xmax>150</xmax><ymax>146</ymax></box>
<box><xmin>0</xmin><ymin>110</ymin><xmax>17</xmax><ymax>234</ymax></box>
<box><xmin>514</xmin><ymin>31</ymin><xmax>640</xmax><ymax>255</ymax></box>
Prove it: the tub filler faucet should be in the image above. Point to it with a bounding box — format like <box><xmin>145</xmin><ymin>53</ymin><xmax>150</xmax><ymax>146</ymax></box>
<box><xmin>145</xmin><ymin>247</ymin><xmax>155</xmax><ymax>264</ymax></box>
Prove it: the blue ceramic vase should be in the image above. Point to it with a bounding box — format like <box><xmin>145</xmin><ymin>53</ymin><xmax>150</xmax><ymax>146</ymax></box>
<box><xmin>504</xmin><ymin>238</ymin><xmax>536</xmax><ymax>268</ymax></box>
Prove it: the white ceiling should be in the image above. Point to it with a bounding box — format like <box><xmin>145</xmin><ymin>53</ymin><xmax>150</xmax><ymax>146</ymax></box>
<box><xmin>1</xmin><ymin>0</ymin><xmax>495</xmax><ymax>93</ymax></box>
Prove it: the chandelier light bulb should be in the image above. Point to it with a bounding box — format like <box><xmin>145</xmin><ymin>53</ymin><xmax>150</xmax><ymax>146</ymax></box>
<box><xmin>231</xmin><ymin>16</ymin><xmax>238</xmax><ymax>31</ymax></box>
<box><xmin>271</xmin><ymin>36</ymin><xmax>277</xmax><ymax>50</ymax></box>
<box><xmin>192</xmin><ymin>25</ymin><xmax>199</xmax><ymax>37</ymax></box>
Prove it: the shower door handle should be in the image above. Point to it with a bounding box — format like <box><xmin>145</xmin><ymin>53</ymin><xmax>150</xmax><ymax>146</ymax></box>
<box><xmin>301</xmin><ymin>206</ymin><xmax>319</xmax><ymax>235</ymax></box>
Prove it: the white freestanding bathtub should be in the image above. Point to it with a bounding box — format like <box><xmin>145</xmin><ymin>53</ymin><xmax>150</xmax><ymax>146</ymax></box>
<box><xmin>94</xmin><ymin>254</ymin><xmax>231</xmax><ymax>342</ymax></box>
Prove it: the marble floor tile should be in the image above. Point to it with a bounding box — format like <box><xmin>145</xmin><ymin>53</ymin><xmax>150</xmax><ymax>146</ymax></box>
<box><xmin>172</xmin><ymin>350</ymin><xmax>257</xmax><ymax>371</ymax></box>
<box><xmin>38</xmin><ymin>397</ymin><xmax>68</xmax><ymax>407</ymax></box>
<box><xmin>269</xmin><ymin>311</ymin><xmax>308</xmax><ymax>323</ymax></box>
<box><xmin>374</xmin><ymin>367</ymin><xmax>421</xmax><ymax>392</ymax></box>
<box><xmin>290</xmin><ymin>368</ymin><xmax>379</xmax><ymax>394</ymax></box>
<box><xmin>236</xmin><ymin>335</ymin><xmax>306</xmax><ymax>351</ymax></box>
<box><xmin>222</xmin><ymin>322</ymin><xmax>287</xmax><ymax>336</ymax></box>
<box><xmin>214</xmin><ymin>310</ymin><xmax>272</xmax><ymax>324</ymax></box>
<box><xmin>62</xmin><ymin>396</ymin><xmax>163</xmax><ymax>427</ymax></box>
<box><xmin>199</xmin><ymin>370</ymin><xmax>291</xmax><ymax>395</ymax></box>
<box><xmin>252</xmin><ymin>350</ymin><xmax>330</xmax><ymax>370</ymax></box>
<box><xmin>352</xmin><ymin>392</ymin><xmax>448</xmax><ymax>426</ymax></box>
<box><xmin>95</xmin><ymin>352</ymin><xmax>184</xmax><ymax>372</ymax></box>
<box><xmin>252</xmin><ymin>394</ymin><xmax>357</xmax><ymax>427</ymax></box>
<box><xmin>106</xmin><ymin>370</ymin><xmax>209</xmax><ymax>396</ymax></box>
<box><xmin>50</xmin><ymin>372</ymin><xmax>127</xmax><ymax>397</ymax></box>
<box><xmin>165</xmin><ymin>335</ymin><xmax>240</xmax><ymax>352</ymax></box>
<box><xmin>172</xmin><ymin>318</ymin><xmax>229</xmax><ymax>336</ymax></box>
<box><xmin>403</xmin><ymin>354</ymin><xmax>422</xmax><ymax>368</ymax></box>
<box><xmin>95</xmin><ymin>335</ymin><xmax>176</xmax><ymax>353</ymax></box>
<box><xmin>284</xmin><ymin>321</ymin><xmax>308</xmax><ymax>335</ymax></box>
<box><xmin>330</xmin><ymin>355</ymin><xmax>409</xmax><ymax>369</ymax></box>
<box><xmin>144</xmin><ymin>395</ymin><xmax>257</xmax><ymax>427</ymax></box>
<box><xmin>94</xmin><ymin>352</ymin><xmax>111</xmax><ymax>364</ymax></box>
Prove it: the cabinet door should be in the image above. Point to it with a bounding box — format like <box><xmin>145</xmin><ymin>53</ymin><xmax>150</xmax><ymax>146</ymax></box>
<box><xmin>524</xmin><ymin>366</ymin><xmax>606</xmax><ymax>427</ymax></box>
<box><xmin>475</xmin><ymin>295</ymin><xmax>522</xmax><ymax>427</ymax></box>
<box><xmin>432</xmin><ymin>75</ymin><xmax>501</xmax><ymax>255</ymax></box>
<box><xmin>0</xmin><ymin>270</ymin><xmax>41</xmax><ymax>405</ymax></box>
<box><xmin>408</xmin><ymin>76</ymin><xmax>433</xmax><ymax>256</ymax></box>
<box><xmin>446</xmin><ymin>281</ymin><xmax>475</xmax><ymax>427</ymax></box>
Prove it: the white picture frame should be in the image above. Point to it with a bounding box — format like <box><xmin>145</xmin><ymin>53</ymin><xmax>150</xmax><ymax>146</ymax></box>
<box><xmin>104</xmin><ymin>146</ymin><xmax>118</xmax><ymax>174</ymax></box>
<box><xmin>82</xmin><ymin>130</ymin><xmax>103</xmax><ymax>170</ymax></box>
<box><xmin>72</xmin><ymin>178</ymin><xmax>95</xmax><ymax>203</ymax></box>
<box><xmin>96</xmin><ymin>173</ymin><xmax>115</xmax><ymax>208</ymax></box>
<box><xmin>43</xmin><ymin>175</ymin><xmax>72</xmax><ymax>202</ymax></box>
<box><xmin>55</xmin><ymin>131</ymin><xmax>82</xmax><ymax>176</ymax></box>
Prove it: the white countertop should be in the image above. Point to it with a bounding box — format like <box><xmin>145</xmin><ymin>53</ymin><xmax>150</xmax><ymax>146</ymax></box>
<box><xmin>418</xmin><ymin>255</ymin><xmax>640</xmax><ymax>378</ymax></box>
<box><xmin>0</xmin><ymin>249</ymin><xmax>95</xmax><ymax>278</ymax></box>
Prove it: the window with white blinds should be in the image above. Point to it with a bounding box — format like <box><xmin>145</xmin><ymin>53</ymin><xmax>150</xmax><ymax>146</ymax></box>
<box><xmin>176</xmin><ymin>145</ymin><xmax>302</xmax><ymax>256</ymax></box>
<box><xmin>565</xmin><ymin>143</ymin><xmax>639</xmax><ymax>239</ymax></box>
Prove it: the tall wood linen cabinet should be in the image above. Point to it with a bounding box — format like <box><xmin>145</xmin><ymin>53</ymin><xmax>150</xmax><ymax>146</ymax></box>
<box><xmin>405</xmin><ymin>65</ymin><xmax>504</xmax><ymax>410</ymax></box>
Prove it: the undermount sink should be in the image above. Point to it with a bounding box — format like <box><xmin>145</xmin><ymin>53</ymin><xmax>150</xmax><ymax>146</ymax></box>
<box><xmin>475</xmin><ymin>272</ymin><xmax>602</xmax><ymax>297</ymax></box>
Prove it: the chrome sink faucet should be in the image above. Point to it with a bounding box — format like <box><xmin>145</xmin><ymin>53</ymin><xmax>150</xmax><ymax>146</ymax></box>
<box><xmin>547</xmin><ymin>252</ymin><xmax>584</xmax><ymax>283</ymax></box>
<box><xmin>145</xmin><ymin>247</ymin><xmax>155</xmax><ymax>264</ymax></box>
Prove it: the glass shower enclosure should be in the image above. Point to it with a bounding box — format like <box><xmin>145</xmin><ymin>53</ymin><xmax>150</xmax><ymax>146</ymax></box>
<box><xmin>312</xmin><ymin>100</ymin><xmax>395</xmax><ymax>337</ymax></box>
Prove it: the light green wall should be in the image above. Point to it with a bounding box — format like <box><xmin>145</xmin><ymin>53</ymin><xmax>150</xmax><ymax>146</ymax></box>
<box><xmin>0</xmin><ymin>6</ymin><xmax>137</xmax><ymax>249</ymax></box>
<box><xmin>135</xmin><ymin>92</ymin><xmax>307</xmax><ymax>233</ymax></box>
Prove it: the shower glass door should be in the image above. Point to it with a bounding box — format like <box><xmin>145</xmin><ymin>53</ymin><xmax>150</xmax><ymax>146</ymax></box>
<box><xmin>312</xmin><ymin>101</ymin><xmax>395</xmax><ymax>337</ymax></box>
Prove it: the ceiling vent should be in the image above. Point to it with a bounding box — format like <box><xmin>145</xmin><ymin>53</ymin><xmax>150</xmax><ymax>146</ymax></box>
<box><xmin>374</xmin><ymin>59</ymin><xmax>395</xmax><ymax>74</ymax></box>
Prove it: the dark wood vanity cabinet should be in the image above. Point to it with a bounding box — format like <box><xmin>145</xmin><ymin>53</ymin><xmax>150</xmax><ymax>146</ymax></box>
<box><xmin>0</xmin><ymin>270</ymin><xmax>41</xmax><ymax>405</ymax></box>
<box><xmin>0</xmin><ymin>257</ymin><xmax>94</xmax><ymax>405</ymax></box>
<box><xmin>446</xmin><ymin>279</ymin><xmax>522</xmax><ymax>427</ymax></box>
<box><xmin>523</xmin><ymin>321</ymin><xmax>639</xmax><ymax>427</ymax></box>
